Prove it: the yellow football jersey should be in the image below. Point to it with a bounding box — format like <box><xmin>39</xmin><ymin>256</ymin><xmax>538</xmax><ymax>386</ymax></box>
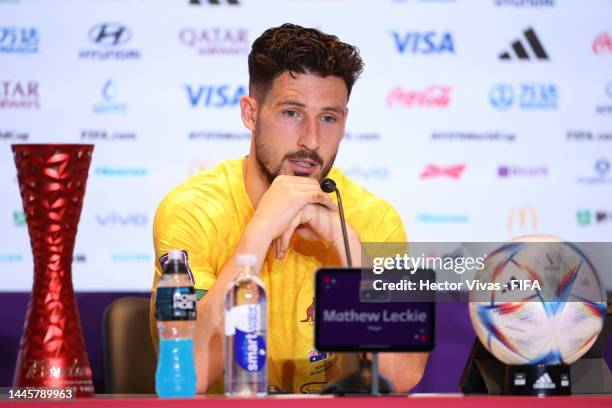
<box><xmin>150</xmin><ymin>157</ymin><xmax>407</xmax><ymax>394</ymax></box>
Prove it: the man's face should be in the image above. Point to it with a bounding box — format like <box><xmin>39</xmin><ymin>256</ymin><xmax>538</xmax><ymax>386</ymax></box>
<box><xmin>251</xmin><ymin>71</ymin><xmax>348</xmax><ymax>184</ymax></box>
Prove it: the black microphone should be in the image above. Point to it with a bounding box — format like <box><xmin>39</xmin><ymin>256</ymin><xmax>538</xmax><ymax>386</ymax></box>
<box><xmin>320</xmin><ymin>178</ymin><xmax>352</xmax><ymax>267</ymax></box>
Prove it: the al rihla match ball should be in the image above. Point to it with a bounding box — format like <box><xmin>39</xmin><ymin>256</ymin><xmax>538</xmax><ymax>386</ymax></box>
<box><xmin>468</xmin><ymin>238</ymin><xmax>607</xmax><ymax>365</ymax></box>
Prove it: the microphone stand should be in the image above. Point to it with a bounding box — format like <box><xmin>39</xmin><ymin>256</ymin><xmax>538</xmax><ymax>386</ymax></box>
<box><xmin>320</xmin><ymin>179</ymin><xmax>391</xmax><ymax>396</ymax></box>
<box><xmin>320</xmin><ymin>178</ymin><xmax>352</xmax><ymax>267</ymax></box>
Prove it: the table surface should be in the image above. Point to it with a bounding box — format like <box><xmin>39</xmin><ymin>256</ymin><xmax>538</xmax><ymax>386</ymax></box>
<box><xmin>2</xmin><ymin>394</ymin><xmax>612</xmax><ymax>407</ymax></box>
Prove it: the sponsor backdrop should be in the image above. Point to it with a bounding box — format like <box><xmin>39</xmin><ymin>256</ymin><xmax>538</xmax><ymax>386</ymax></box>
<box><xmin>1</xmin><ymin>0</ymin><xmax>611</xmax><ymax>292</ymax></box>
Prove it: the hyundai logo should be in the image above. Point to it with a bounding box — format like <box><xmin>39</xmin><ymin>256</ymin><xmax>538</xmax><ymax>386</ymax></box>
<box><xmin>88</xmin><ymin>23</ymin><xmax>132</xmax><ymax>46</ymax></box>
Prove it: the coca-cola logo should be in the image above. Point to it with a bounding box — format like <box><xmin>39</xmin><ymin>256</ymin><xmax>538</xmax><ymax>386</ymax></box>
<box><xmin>593</xmin><ymin>31</ymin><xmax>612</xmax><ymax>55</ymax></box>
<box><xmin>386</xmin><ymin>85</ymin><xmax>452</xmax><ymax>108</ymax></box>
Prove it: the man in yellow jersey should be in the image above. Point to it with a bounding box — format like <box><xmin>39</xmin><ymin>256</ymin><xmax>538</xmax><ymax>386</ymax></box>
<box><xmin>151</xmin><ymin>23</ymin><xmax>428</xmax><ymax>394</ymax></box>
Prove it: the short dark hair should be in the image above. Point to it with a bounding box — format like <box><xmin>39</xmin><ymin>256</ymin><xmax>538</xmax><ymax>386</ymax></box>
<box><xmin>248</xmin><ymin>23</ymin><xmax>364</xmax><ymax>101</ymax></box>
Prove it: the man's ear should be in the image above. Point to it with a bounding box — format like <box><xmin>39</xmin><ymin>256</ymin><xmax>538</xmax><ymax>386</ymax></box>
<box><xmin>240</xmin><ymin>95</ymin><xmax>257</xmax><ymax>131</ymax></box>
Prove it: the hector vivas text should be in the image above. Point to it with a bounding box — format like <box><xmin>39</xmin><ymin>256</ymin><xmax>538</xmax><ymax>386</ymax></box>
<box><xmin>370</xmin><ymin>254</ymin><xmax>542</xmax><ymax>293</ymax></box>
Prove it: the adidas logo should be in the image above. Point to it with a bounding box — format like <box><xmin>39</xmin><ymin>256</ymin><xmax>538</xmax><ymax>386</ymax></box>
<box><xmin>499</xmin><ymin>27</ymin><xmax>549</xmax><ymax>60</ymax></box>
<box><xmin>189</xmin><ymin>0</ymin><xmax>239</xmax><ymax>4</ymax></box>
<box><xmin>533</xmin><ymin>373</ymin><xmax>556</xmax><ymax>390</ymax></box>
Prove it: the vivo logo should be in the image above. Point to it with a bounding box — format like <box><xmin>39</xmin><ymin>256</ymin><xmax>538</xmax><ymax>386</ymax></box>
<box><xmin>185</xmin><ymin>84</ymin><xmax>246</xmax><ymax>107</ymax></box>
<box><xmin>95</xmin><ymin>212</ymin><xmax>148</xmax><ymax>226</ymax></box>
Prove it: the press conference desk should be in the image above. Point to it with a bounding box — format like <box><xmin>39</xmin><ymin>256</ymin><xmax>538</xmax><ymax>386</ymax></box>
<box><xmin>3</xmin><ymin>394</ymin><xmax>612</xmax><ymax>407</ymax></box>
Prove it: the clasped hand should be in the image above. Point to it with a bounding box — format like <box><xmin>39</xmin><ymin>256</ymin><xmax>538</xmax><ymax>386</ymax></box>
<box><xmin>249</xmin><ymin>175</ymin><xmax>343</xmax><ymax>259</ymax></box>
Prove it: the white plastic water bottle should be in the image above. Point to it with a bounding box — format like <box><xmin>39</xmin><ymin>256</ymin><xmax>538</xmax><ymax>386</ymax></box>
<box><xmin>155</xmin><ymin>249</ymin><xmax>197</xmax><ymax>398</ymax></box>
<box><xmin>225</xmin><ymin>254</ymin><xmax>267</xmax><ymax>396</ymax></box>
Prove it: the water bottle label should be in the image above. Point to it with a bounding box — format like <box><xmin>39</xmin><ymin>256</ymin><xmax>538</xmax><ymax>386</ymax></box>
<box><xmin>155</xmin><ymin>287</ymin><xmax>197</xmax><ymax>321</ymax></box>
<box><xmin>225</xmin><ymin>308</ymin><xmax>235</xmax><ymax>336</ymax></box>
<box><xmin>232</xmin><ymin>304</ymin><xmax>266</xmax><ymax>372</ymax></box>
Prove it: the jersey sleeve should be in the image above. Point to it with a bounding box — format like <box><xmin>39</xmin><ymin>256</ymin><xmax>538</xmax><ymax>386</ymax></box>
<box><xmin>152</xmin><ymin>194</ymin><xmax>217</xmax><ymax>292</ymax></box>
<box><xmin>368</xmin><ymin>203</ymin><xmax>408</xmax><ymax>243</ymax></box>
<box><xmin>382</xmin><ymin>205</ymin><xmax>407</xmax><ymax>243</ymax></box>
<box><xmin>358</xmin><ymin>202</ymin><xmax>408</xmax><ymax>264</ymax></box>
<box><xmin>149</xmin><ymin>191</ymin><xmax>219</xmax><ymax>354</ymax></box>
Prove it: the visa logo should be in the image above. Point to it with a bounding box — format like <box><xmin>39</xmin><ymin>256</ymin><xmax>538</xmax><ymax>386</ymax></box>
<box><xmin>96</xmin><ymin>212</ymin><xmax>148</xmax><ymax>226</ymax></box>
<box><xmin>392</xmin><ymin>31</ymin><xmax>454</xmax><ymax>54</ymax></box>
<box><xmin>185</xmin><ymin>84</ymin><xmax>246</xmax><ymax>107</ymax></box>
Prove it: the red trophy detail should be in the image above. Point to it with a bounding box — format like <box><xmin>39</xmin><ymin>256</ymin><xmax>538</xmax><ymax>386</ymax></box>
<box><xmin>12</xmin><ymin>144</ymin><xmax>95</xmax><ymax>397</ymax></box>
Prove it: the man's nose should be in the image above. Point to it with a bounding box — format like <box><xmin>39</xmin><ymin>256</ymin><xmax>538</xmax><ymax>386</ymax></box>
<box><xmin>297</xmin><ymin>117</ymin><xmax>321</xmax><ymax>151</ymax></box>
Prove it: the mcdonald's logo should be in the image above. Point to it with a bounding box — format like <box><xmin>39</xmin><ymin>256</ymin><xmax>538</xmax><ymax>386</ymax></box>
<box><xmin>507</xmin><ymin>206</ymin><xmax>538</xmax><ymax>232</ymax></box>
<box><xmin>187</xmin><ymin>159</ymin><xmax>218</xmax><ymax>179</ymax></box>
<box><xmin>187</xmin><ymin>160</ymin><xmax>207</xmax><ymax>178</ymax></box>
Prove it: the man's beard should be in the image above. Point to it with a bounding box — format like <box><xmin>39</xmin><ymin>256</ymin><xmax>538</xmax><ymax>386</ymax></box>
<box><xmin>254</xmin><ymin>136</ymin><xmax>336</xmax><ymax>185</ymax></box>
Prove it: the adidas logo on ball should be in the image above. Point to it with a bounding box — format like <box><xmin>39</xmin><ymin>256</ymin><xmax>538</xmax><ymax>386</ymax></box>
<box><xmin>533</xmin><ymin>373</ymin><xmax>556</xmax><ymax>390</ymax></box>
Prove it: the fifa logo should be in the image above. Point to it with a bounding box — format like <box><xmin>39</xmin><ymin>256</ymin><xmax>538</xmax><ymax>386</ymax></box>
<box><xmin>507</xmin><ymin>206</ymin><xmax>538</xmax><ymax>232</ymax></box>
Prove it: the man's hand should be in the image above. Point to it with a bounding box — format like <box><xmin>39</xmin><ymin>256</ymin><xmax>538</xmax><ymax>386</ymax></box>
<box><xmin>249</xmin><ymin>175</ymin><xmax>337</xmax><ymax>244</ymax></box>
<box><xmin>274</xmin><ymin>203</ymin><xmax>345</xmax><ymax>259</ymax></box>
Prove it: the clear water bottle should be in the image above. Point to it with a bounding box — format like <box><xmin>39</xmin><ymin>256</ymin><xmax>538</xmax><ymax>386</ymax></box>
<box><xmin>155</xmin><ymin>249</ymin><xmax>197</xmax><ymax>398</ymax></box>
<box><xmin>225</xmin><ymin>254</ymin><xmax>267</xmax><ymax>397</ymax></box>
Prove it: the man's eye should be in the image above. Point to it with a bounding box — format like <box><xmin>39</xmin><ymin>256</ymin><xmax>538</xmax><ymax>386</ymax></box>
<box><xmin>284</xmin><ymin>110</ymin><xmax>299</xmax><ymax>118</ymax></box>
<box><xmin>322</xmin><ymin>115</ymin><xmax>336</xmax><ymax>123</ymax></box>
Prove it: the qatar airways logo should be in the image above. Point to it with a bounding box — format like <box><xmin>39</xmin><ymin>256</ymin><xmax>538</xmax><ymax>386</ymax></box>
<box><xmin>0</xmin><ymin>80</ymin><xmax>39</xmax><ymax>109</ymax></box>
<box><xmin>386</xmin><ymin>85</ymin><xmax>452</xmax><ymax>108</ymax></box>
<box><xmin>179</xmin><ymin>27</ymin><xmax>249</xmax><ymax>56</ymax></box>
<box><xmin>593</xmin><ymin>31</ymin><xmax>612</xmax><ymax>55</ymax></box>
